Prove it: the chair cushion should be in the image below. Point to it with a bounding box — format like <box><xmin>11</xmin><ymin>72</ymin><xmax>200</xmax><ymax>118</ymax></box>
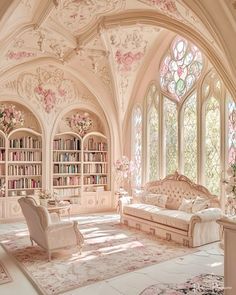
<box><xmin>151</xmin><ymin>209</ymin><xmax>192</xmax><ymax>231</ymax></box>
<box><xmin>123</xmin><ymin>203</ymin><xmax>164</xmax><ymax>220</ymax></box>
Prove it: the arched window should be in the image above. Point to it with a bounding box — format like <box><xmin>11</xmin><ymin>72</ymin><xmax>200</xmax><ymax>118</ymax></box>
<box><xmin>132</xmin><ymin>105</ymin><xmax>142</xmax><ymax>187</ymax></box>
<box><xmin>131</xmin><ymin>34</ymin><xmax>235</xmax><ymax>203</ymax></box>
<box><xmin>146</xmin><ymin>84</ymin><xmax>159</xmax><ymax>181</ymax></box>
<box><xmin>204</xmin><ymin>97</ymin><xmax>221</xmax><ymax>195</ymax></box>
<box><xmin>227</xmin><ymin>93</ymin><xmax>236</xmax><ymax>165</ymax></box>
<box><xmin>182</xmin><ymin>93</ymin><xmax>197</xmax><ymax>181</ymax></box>
<box><xmin>164</xmin><ymin>98</ymin><xmax>178</xmax><ymax>175</ymax></box>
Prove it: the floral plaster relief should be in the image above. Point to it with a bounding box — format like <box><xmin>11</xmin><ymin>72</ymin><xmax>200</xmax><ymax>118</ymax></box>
<box><xmin>107</xmin><ymin>26</ymin><xmax>160</xmax><ymax>114</ymax></box>
<box><xmin>17</xmin><ymin>67</ymin><xmax>77</xmax><ymax>114</ymax></box>
<box><xmin>51</xmin><ymin>0</ymin><xmax>125</xmax><ymax>35</ymax></box>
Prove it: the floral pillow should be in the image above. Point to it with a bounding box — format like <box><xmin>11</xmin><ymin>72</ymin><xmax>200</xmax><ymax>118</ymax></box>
<box><xmin>145</xmin><ymin>194</ymin><xmax>168</xmax><ymax>208</ymax></box>
<box><xmin>192</xmin><ymin>196</ymin><xmax>209</xmax><ymax>213</ymax></box>
<box><xmin>178</xmin><ymin>198</ymin><xmax>193</xmax><ymax>213</ymax></box>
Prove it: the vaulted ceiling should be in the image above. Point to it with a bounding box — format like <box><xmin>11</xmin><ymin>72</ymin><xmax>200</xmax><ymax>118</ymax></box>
<box><xmin>0</xmin><ymin>0</ymin><xmax>235</xmax><ymax>126</ymax></box>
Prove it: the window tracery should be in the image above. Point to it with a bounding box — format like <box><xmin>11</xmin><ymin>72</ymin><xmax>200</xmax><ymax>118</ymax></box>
<box><xmin>160</xmin><ymin>37</ymin><xmax>203</xmax><ymax>102</ymax></box>
<box><xmin>183</xmin><ymin>93</ymin><xmax>197</xmax><ymax>181</ymax></box>
<box><xmin>132</xmin><ymin>105</ymin><xmax>142</xmax><ymax>187</ymax></box>
<box><xmin>164</xmin><ymin>98</ymin><xmax>178</xmax><ymax>175</ymax></box>
<box><xmin>146</xmin><ymin>84</ymin><xmax>159</xmax><ymax>181</ymax></box>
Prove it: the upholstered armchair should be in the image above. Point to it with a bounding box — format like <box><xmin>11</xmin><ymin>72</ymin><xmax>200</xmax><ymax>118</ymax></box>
<box><xmin>18</xmin><ymin>197</ymin><xmax>84</xmax><ymax>261</ymax></box>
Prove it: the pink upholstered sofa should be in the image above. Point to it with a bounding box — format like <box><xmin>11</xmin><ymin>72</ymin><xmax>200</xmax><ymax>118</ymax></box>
<box><xmin>119</xmin><ymin>172</ymin><xmax>222</xmax><ymax>247</ymax></box>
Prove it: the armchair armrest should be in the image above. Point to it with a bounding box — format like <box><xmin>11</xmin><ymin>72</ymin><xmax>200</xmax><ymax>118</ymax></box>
<box><xmin>118</xmin><ymin>196</ymin><xmax>133</xmax><ymax>213</ymax></box>
<box><xmin>46</xmin><ymin>221</ymin><xmax>74</xmax><ymax>232</ymax></box>
<box><xmin>193</xmin><ymin>208</ymin><xmax>222</xmax><ymax>222</ymax></box>
<box><xmin>46</xmin><ymin>220</ymin><xmax>84</xmax><ymax>249</ymax></box>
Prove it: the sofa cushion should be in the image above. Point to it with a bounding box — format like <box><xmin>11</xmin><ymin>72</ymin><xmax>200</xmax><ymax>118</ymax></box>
<box><xmin>123</xmin><ymin>203</ymin><xmax>164</xmax><ymax>220</ymax></box>
<box><xmin>178</xmin><ymin>198</ymin><xmax>193</xmax><ymax>213</ymax></box>
<box><xmin>151</xmin><ymin>209</ymin><xmax>192</xmax><ymax>231</ymax></box>
<box><xmin>192</xmin><ymin>196</ymin><xmax>209</xmax><ymax>213</ymax></box>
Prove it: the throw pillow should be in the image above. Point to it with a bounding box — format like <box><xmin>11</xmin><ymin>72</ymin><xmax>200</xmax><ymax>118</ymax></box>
<box><xmin>178</xmin><ymin>198</ymin><xmax>193</xmax><ymax>213</ymax></box>
<box><xmin>192</xmin><ymin>196</ymin><xmax>209</xmax><ymax>213</ymax></box>
<box><xmin>145</xmin><ymin>194</ymin><xmax>168</xmax><ymax>208</ymax></box>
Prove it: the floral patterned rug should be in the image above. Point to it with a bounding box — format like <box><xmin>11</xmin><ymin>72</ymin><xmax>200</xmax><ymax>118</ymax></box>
<box><xmin>0</xmin><ymin>261</ymin><xmax>12</xmax><ymax>285</ymax></box>
<box><xmin>139</xmin><ymin>274</ymin><xmax>224</xmax><ymax>295</ymax></box>
<box><xmin>0</xmin><ymin>216</ymin><xmax>196</xmax><ymax>295</ymax></box>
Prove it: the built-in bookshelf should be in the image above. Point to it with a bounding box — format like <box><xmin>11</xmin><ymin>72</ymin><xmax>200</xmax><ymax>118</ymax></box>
<box><xmin>7</xmin><ymin>130</ymin><xmax>42</xmax><ymax>196</ymax></box>
<box><xmin>83</xmin><ymin>133</ymin><xmax>109</xmax><ymax>189</ymax></box>
<box><xmin>0</xmin><ymin>129</ymin><xmax>42</xmax><ymax>198</ymax></box>
<box><xmin>53</xmin><ymin>132</ymin><xmax>82</xmax><ymax>199</ymax></box>
<box><xmin>53</xmin><ymin>131</ymin><xmax>109</xmax><ymax>200</ymax></box>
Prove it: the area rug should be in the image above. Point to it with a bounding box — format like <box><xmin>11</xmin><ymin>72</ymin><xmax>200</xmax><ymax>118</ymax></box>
<box><xmin>0</xmin><ymin>216</ymin><xmax>197</xmax><ymax>295</ymax></box>
<box><xmin>139</xmin><ymin>274</ymin><xmax>224</xmax><ymax>294</ymax></box>
<box><xmin>0</xmin><ymin>260</ymin><xmax>12</xmax><ymax>285</ymax></box>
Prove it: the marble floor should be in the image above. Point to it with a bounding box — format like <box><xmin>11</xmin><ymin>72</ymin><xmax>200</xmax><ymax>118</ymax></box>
<box><xmin>0</xmin><ymin>213</ymin><xmax>224</xmax><ymax>295</ymax></box>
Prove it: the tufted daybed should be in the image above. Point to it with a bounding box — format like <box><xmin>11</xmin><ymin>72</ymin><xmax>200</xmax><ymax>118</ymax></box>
<box><xmin>119</xmin><ymin>172</ymin><xmax>222</xmax><ymax>247</ymax></box>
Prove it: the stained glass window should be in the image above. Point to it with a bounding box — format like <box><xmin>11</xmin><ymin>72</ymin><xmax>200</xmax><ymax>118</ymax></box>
<box><xmin>183</xmin><ymin>93</ymin><xmax>197</xmax><ymax>181</ymax></box>
<box><xmin>132</xmin><ymin>106</ymin><xmax>142</xmax><ymax>187</ymax></box>
<box><xmin>147</xmin><ymin>102</ymin><xmax>159</xmax><ymax>181</ymax></box>
<box><xmin>205</xmin><ymin>97</ymin><xmax>221</xmax><ymax>195</ymax></box>
<box><xmin>164</xmin><ymin>98</ymin><xmax>178</xmax><ymax>175</ymax></box>
<box><xmin>160</xmin><ymin>37</ymin><xmax>203</xmax><ymax>102</ymax></box>
<box><xmin>227</xmin><ymin>94</ymin><xmax>236</xmax><ymax>165</ymax></box>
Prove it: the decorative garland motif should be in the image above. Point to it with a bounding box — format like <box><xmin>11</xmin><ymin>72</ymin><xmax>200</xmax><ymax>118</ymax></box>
<box><xmin>0</xmin><ymin>104</ymin><xmax>24</xmax><ymax>134</ymax></box>
<box><xmin>67</xmin><ymin>112</ymin><xmax>92</xmax><ymax>137</ymax></box>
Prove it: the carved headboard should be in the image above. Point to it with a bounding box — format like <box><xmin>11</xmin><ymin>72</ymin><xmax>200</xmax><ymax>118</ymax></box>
<box><xmin>144</xmin><ymin>171</ymin><xmax>220</xmax><ymax>210</ymax></box>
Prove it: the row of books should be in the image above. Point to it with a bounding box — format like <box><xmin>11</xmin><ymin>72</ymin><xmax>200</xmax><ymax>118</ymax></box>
<box><xmin>0</xmin><ymin>138</ymin><xmax>4</xmax><ymax>147</ymax></box>
<box><xmin>85</xmin><ymin>140</ymin><xmax>108</xmax><ymax>151</ymax></box>
<box><xmin>0</xmin><ymin>166</ymin><xmax>5</xmax><ymax>175</ymax></box>
<box><xmin>8</xmin><ymin>164</ymin><xmax>42</xmax><ymax>176</ymax></box>
<box><xmin>83</xmin><ymin>163</ymin><xmax>108</xmax><ymax>173</ymax></box>
<box><xmin>83</xmin><ymin>152</ymin><xmax>107</xmax><ymax>162</ymax></box>
<box><xmin>53</xmin><ymin>164</ymin><xmax>81</xmax><ymax>174</ymax></box>
<box><xmin>83</xmin><ymin>175</ymin><xmax>107</xmax><ymax>185</ymax></box>
<box><xmin>53</xmin><ymin>152</ymin><xmax>81</xmax><ymax>162</ymax></box>
<box><xmin>9</xmin><ymin>137</ymin><xmax>41</xmax><ymax>149</ymax></box>
<box><xmin>8</xmin><ymin>178</ymin><xmax>41</xmax><ymax>189</ymax></box>
<box><xmin>0</xmin><ymin>151</ymin><xmax>5</xmax><ymax>161</ymax></box>
<box><xmin>53</xmin><ymin>138</ymin><xmax>81</xmax><ymax>150</ymax></box>
<box><xmin>53</xmin><ymin>176</ymin><xmax>81</xmax><ymax>186</ymax></box>
<box><xmin>8</xmin><ymin>151</ymin><xmax>42</xmax><ymax>162</ymax></box>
